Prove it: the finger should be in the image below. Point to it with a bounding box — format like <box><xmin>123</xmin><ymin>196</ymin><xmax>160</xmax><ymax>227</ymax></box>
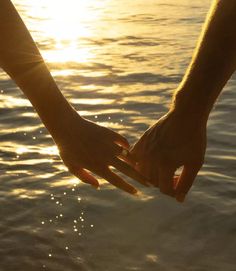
<box><xmin>118</xmin><ymin>147</ymin><xmax>137</xmax><ymax>166</ymax></box>
<box><xmin>111</xmin><ymin>157</ymin><xmax>149</xmax><ymax>187</ymax></box>
<box><xmin>108</xmin><ymin>130</ymin><xmax>130</xmax><ymax>149</ymax></box>
<box><xmin>112</xmin><ymin>143</ymin><xmax>123</xmax><ymax>156</ymax></box>
<box><xmin>158</xmin><ymin>166</ymin><xmax>176</xmax><ymax>197</ymax></box>
<box><xmin>76</xmin><ymin>168</ymin><xmax>100</xmax><ymax>188</ymax></box>
<box><xmin>150</xmin><ymin>166</ymin><xmax>159</xmax><ymax>187</ymax></box>
<box><xmin>173</xmin><ymin>175</ymin><xmax>179</xmax><ymax>189</ymax></box>
<box><xmin>111</xmin><ymin>144</ymin><xmax>136</xmax><ymax>166</ymax></box>
<box><xmin>175</xmin><ymin>163</ymin><xmax>202</xmax><ymax>202</ymax></box>
<box><xmin>130</xmin><ymin>143</ymin><xmax>142</xmax><ymax>161</ymax></box>
<box><xmin>102</xmin><ymin>168</ymin><xmax>138</xmax><ymax>195</ymax></box>
<box><xmin>136</xmin><ymin>162</ymin><xmax>150</xmax><ymax>179</ymax></box>
<box><xmin>136</xmin><ymin>160</ymin><xmax>158</xmax><ymax>187</ymax></box>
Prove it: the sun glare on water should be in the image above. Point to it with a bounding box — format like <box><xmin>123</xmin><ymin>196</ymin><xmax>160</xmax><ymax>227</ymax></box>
<box><xmin>18</xmin><ymin>0</ymin><xmax>107</xmax><ymax>63</ymax></box>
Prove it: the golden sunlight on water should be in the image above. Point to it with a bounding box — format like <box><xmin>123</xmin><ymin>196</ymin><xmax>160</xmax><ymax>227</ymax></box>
<box><xmin>1</xmin><ymin>0</ymin><xmax>236</xmax><ymax>270</ymax></box>
<box><xmin>18</xmin><ymin>0</ymin><xmax>107</xmax><ymax>64</ymax></box>
<box><xmin>21</xmin><ymin>0</ymin><xmax>104</xmax><ymax>38</ymax></box>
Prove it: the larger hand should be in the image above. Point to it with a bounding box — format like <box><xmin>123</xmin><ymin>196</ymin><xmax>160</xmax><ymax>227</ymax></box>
<box><xmin>131</xmin><ymin>108</ymin><xmax>206</xmax><ymax>202</ymax></box>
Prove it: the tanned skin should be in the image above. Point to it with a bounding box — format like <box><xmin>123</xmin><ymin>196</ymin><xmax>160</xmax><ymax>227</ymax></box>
<box><xmin>132</xmin><ymin>0</ymin><xmax>236</xmax><ymax>202</ymax></box>
<box><xmin>0</xmin><ymin>0</ymin><xmax>148</xmax><ymax>194</ymax></box>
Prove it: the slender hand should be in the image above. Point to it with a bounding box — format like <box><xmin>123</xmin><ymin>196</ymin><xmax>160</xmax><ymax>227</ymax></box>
<box><xmin>131</xmin><ymin>0</ymin><xmax>236</xmax><ymax>202</ymax></box>
<box><xmin>0</xmin><ymin>0</ymin><xmax>147</xmax><ymax>194</ymax></box>
<box><xmin>56</xmin><ymin>110</ymin><xmax>147</xmax><ymax>194</ymax></box>
<box><xmin>131</xmin><ymin>110</ymin><xmax>206</xmax><ymax>199</ymax></box>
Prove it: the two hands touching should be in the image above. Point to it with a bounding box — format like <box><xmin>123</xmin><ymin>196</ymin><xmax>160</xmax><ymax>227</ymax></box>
<box><xmin>35</xmin><ymin>0</ymin><xmax>236</xmax><ymax>202</ymax></box>
<box><xmin>1</xmin><ymin>0</ymin><xmax>236</xmax><ymax>203</ymax></box>
<box><xmin>54</xmin><ymin>101</ymin><xmax>206</xmax><ymax>203</ymax></box>
<box><xmin>1</xmin><ymin>0</ymin><xmax>207</xmax><ymax>203</ymax></box>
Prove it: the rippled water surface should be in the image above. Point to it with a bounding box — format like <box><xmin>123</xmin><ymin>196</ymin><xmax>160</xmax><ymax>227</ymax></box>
<box><xmin>0</xmin><ymin>0</ymin><xmax>236</xmax><ymax>270</ymax></box>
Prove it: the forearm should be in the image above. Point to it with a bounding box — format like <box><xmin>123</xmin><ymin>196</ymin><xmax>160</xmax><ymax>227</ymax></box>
<box><xmin>0</xmin><ymin>0</ymin><xmax>76</xmax><ymax>138</ymax></box>
<box><xmin>173</xmin><ymin>0</ymin><xmax>236</xmax><ymax>119</ymax></box>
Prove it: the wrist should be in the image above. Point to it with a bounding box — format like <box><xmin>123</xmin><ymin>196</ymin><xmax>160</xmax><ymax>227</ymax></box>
<box><xmin>33</xmin><ymin>88</ymin><xmax>82</xmax><ymax>141</ymax></box>
<box><xmin>45</xmin><ymin>103</ymin><xmax>82</xmax><ymax>139</ymax></box>
<box><xmin>172</xmin><ymin>86</ymin><xmax>211</xmax><ymax>124</ymax></box>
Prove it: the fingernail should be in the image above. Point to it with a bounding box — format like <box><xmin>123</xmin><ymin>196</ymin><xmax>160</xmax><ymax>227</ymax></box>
<box><xmin>142</xmin><ymin>181</ymin><xmax>151</xmax><ymax>187</ymax></box>
<box><xmin>130</xmin><ymin>187</ymin><xmax>138</xmax><ymax>195</ymax></box>
<box><xmin>169</xmin><ymin>190</ymin><xmax>175</xmax><ymax>198</ymax></box>
<box><xmin>176</xmin><ymin>193</ymin><xmax>186</xmax><ymax>203</ymax></box>
<box><xmin>134</xmin><ymin>191</ymin><xmax>142</xmax><ymax>197</ymax></box>
<box><xmin>91</xmin><ymin>184</ymin><xmax>99</xmax><ymax>190</ymax></box>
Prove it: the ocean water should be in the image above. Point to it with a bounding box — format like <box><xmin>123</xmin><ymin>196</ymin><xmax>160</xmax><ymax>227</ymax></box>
<box><xmin>0</xmin><ymin>0</ymin><xmax>236</xmax><ymax>270</ymax></box>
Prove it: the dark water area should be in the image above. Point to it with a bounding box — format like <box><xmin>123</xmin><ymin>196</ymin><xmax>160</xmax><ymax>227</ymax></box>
<box><xmin>0</xmin><ymin>0</ymin><xmax>235</xmax><ymax>270</ymax></box>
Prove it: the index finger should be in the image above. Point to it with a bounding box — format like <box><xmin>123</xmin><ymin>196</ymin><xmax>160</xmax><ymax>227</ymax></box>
<box><xmin>111</xmin><ymin>157</ymin><xmax>149</xmax><ymax>187</ymax></box>
<box><xmin>101</xmin><ymin>168</ymin><xmax>138</xmax><ymax>195</ymax></box>
<box><xmin>108</xmin><ymin>130</ymin><xmax>130</xmax><ymax>149</ymax></box>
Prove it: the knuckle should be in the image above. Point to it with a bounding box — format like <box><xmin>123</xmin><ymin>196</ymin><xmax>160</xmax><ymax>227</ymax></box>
<box><xmin>160</xmin><ymin>187</ymin><xmax>172</xmax><ymax>196</ymax></box>
<box><xmin>194</xmin><ymin>158</ymin><xmax>204</xmax><ymax>169</ymax></box>
<box><xmin>159</xmin><ymin>185</ymin><xmax>170</xmax><ymax>195</ymax></box>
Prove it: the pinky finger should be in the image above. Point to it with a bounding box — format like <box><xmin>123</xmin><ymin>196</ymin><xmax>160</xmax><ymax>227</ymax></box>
<box><xmin>173</xmin><ymin>175</ymin><xmax>179</xmax><ymax>189</ymax></box>
<box><xmin>175</xmin><ymin>163</ymin><xmax>202</xmax><ymax>202</ymax></box>
<box><xmin>76</xmin><ymin>168</ymin><xmax>100</xmax><ymax>188</ymax></box>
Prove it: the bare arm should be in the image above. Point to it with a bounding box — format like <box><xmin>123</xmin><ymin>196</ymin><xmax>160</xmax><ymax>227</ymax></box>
<box><xmin>0</xmin><ymin>0</ymin><xmax>147</xmax><ymax>194</ymax></box>
<box><xmin>175</xmin><ymin>0</ymin><xmax>236</xmax><ymax>118</ymax></box>
<box><xmin>131</xmin><ymin>0</ymin><xmax>236</xmax><ymax>202</ymax></box>
<box><xmin>0</xmin><ymin>0</ymin><xmax>73</xmax><ymax>139</ymax></box>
